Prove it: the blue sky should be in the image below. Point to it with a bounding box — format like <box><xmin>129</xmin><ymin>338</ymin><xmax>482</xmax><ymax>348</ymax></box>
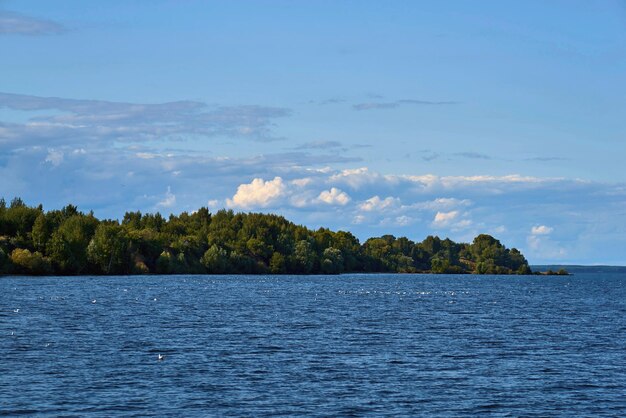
<box><xmin>1</xmin><ymin>0</ymin><xmax>625</xmax><ymax>264</ymax></box>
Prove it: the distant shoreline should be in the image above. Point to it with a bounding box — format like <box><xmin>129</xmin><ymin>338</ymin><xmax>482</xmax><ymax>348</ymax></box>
<box><xmin>532</xmin><ymin>265</ymin><xmax>626</xmax><ymax>274</ymax></box>
<box><xmin>2</xmin><ymin>271</ymin><xmax>579</xmax><ymax>278</ymax></box>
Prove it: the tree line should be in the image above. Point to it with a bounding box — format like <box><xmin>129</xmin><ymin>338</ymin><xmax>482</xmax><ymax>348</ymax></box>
<box><xmin>0</xmin><ymin>197</ymin><xmax>532</xmax><ymax>276</ymax></box>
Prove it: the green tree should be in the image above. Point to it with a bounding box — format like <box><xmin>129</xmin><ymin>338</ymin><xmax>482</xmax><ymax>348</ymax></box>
<box><xmin>293</xmin><ymin>240</ymin><xmax>315</xmax><ymax>273</ymax></box>
<box><xmin>0</xmin><ymin>247</ymin><xmax>11</xmax><ymax>274</ymax></box>
<box><xmin>0</xmin><ymin>197</ymin><xmax>533</xmax><ymax>276</ymax></box>
<box><xmin>430</xmin><ymin>257</ymin><xmax>449</xmax><ymax>274</ymax></box>
<box><xmin>156</xmin><ymin>251</ymin><xmax>174</xmax><ymax>274</ymax></box>
<box><xmin>10</xmin><ymin>248</ymin><xmax>52</xmax><ymax>275</ymax></box>
<box><xmin>0</xmin><ymin>199</ymin><xmax>41</xmax><ymax>240</ymax></box>
<box><xmin>31</xmin><ymin>213</ymin><xmax>52</xmax><ymax>252</ymax></box>
<box><xmin>321</xmin><ymin>247</ymin><xmax>343</xmax><ymax>274</ymax></box>
<box><xmin>201</xmin><ymin>244</ymin><xmax>229</xmax><ymax>273</ymax></box>
<box><xmin>87</xmin><ymin>223</ymin><xmax>130</xmax><ymax>274</ymax></box>
<box><xmin>269</xmin><ymin>252</ymin><xmax>286</xmax><ymax>274</ymax></box>
<box><xmin>48</xmin><ymin>215</ymin><xmax>98</xmax><ymax>274</ymax></box>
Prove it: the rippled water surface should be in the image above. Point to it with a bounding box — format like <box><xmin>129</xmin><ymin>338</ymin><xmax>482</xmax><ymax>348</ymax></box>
<box><xmin>1</xmin><ymin>273</ymin><xmax>625</xmax><ymax>416</ymax></box>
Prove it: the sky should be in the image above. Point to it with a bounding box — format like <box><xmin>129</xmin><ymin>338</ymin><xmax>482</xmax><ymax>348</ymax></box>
<box><xmin>1</xmin><ymin>0</ymin><xmax>625</xmax><ymax>264</ymax></box>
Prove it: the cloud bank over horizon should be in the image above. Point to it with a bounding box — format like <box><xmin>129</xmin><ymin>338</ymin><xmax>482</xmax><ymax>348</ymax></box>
<box><xmin>1</xmin><ymin>110</ymin><xmax>624</xmax><ymax>265</ymax></box>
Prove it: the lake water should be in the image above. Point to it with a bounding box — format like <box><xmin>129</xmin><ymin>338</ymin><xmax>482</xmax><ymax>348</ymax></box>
<box><xmin>1</xmin><ymin>273</ymin><xmax>625</xmax><ymax>416</ymax></box>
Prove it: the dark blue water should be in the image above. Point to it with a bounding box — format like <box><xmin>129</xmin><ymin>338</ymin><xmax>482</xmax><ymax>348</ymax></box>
<box><xmin>1</xmin><ymin>274</ymin><xmax>625</xmax><ymax>416</ymax></box>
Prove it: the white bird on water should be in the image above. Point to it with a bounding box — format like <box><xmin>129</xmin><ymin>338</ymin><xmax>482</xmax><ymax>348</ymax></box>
<box><xmin>157</xmin><ymin>354</ymin><xmax>165</xmax><ymax>361</ymax></box>
<box><xmin>92</xmin><ymin>299</ymin><xmax>97</xmax><ymax>304</ymax></box>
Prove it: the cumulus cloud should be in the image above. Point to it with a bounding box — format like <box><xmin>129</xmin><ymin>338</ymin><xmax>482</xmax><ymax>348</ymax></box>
<box><xmin>317</xmin><ymin>187</ymin><xmax>351</xmax><ymax>205</ymax></box>
<box><xmin>431</xmin><ymin>211</ymin><xmax>472</xmax><ymax>231</ymax></box>
<box><xmin>358</xmin><ymin>196</ymin><xmax>400</xmax><ymax>212</ymax></box>
<box><xmin>531</xmin><ymin>225</ymin><xmax>554</xmax><ymax>235</ymax></box>
<box><xmin>0</xmin><ymin>11</ymin><xmax>65</xmax><ymax>35</ymax></box>
<box><xmin>227</xmin><ymin>177</ymin><xmax>286</xmax><ymax>209</ymax></box>
<box><xmin>432</xmin><ymin>211</ymin><xmax>460</xmax><ymax>227</ymax></box>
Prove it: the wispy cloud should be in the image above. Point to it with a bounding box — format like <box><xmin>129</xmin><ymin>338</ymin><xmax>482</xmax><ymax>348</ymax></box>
<box><xmin>0</xmin><ymin>92</ymin><xmax>291</xmax><ymax>148</ymax></box>
<box><xmin>353</xmin><ymin>98</ymin><xmax>457</xmax><ymax>110</ymax></box>
<box><xmin>524</xmin><ymin>156</ymin><xmax>568</xmax><ymax>162</ymax></box>
<box><xmin>298</xmin><ymin>140</ymin><xmax>343</xmax><ymax>150</ymax></box>
<box><xmin>310</xmin><ymin>98</ymin><xmax>346</xmax><ymax>105</ymax></box>
<box><xmin>0</xmin><ymin>11</ymin><xmax>65</xmax><ymax>35</ymax></box>
<box><xmin>157</xmin><ymin>186</ymin><xmax>176</xmax><ymax>208</ymax></box>
<box><xmin>415</xmin><ymin>149</ymin><xmax>494</xmax><ymax>162</ymax></box>
<box><xmin>454</xmin><ymin>152</ymin><xmax>492</xmax><ymax>160</ymax></box>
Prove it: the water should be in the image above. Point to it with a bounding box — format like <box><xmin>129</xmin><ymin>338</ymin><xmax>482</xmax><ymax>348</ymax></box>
<box><xmin>1</xmin><ymin>273</ymin><xmax>625</xmax><ymax>417</ymax></box>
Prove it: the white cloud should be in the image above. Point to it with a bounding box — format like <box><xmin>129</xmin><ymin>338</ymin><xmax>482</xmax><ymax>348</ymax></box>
<box><xmin>329</xmin><ymin>167</ymin><xmax>396</xmax><ymax>189</ymax></box>
<box><xmin>0</xmin><ymin>92</ymin><xmax>291</xmax><ymax>149</ymax></box>
<box><xmin>207</xmin><ymin>199</ymin><xmax>221</xmax><ymax>209</ymax></box>
<box><xmin>227</xmin><ymin>177</ymin><xmax>286</xmax><ymax>209</ymax></box>
<box><xmin>531</xmin><ymin>225</ymin><xmax>554</xmax><ymax>235</ymax></box>
<box><xmin>432</xmin><ymin>210</ymin><xmax>459</xmax><ymax>227</ymax></box>
<box><xmin>157</xmin><ymin>186</ymin><xmax>176</xmax><ymax>208</ymax></box>
<box><xmin>410</xmin><ymin>197</ymin><xmax>471</xmax><ymax>211</ymax></box>
<box><xmin>291</xmin><ymin>177</ymin><xmax>313</xmax><ymax>187</ymax></box>
<box><xmin>358</xmin><ymin>196</ymin><xmax>400</xmax><ymax>212</ymax></box>
<box><xmin>394</xmin><ymin>215</ymin><xmax>413</xmax><ymax>226</ymax></box>
<box><xmin>526</xmin><ymin>224</ymin><xmax>567</xmax><ymax>259</ymax></box>
<box><xmin>527</xmin><ymin>234</ymin><xmax>567</xmax><ymax>259</ymax></box>
<box><xmin>430</xmin><ymin>211</ymin><xmax>472</xmax><ymax>231</ymax></box>
<box><xmin>44</xmin><ymin>149</ymin><xmax>64</xmax><ymax>167</ymax></box>
<box><xmin>326</xmin><ymin>169</ymin><xmax>557</xmax><ymax>196</ymax></box>
<box><xmin>317</xmin><ymin>187</ymin><xmax>351</xmax><ymax>205</ymax></box>
<box><xmin>136</xmin><ymin>152</ymin><xmax>158</xmax><ymax>159</ymax></box>
<box><xmin>442</xmin><ymin>174</ymin><xmax>547</xmax><ymax>185</ymax></box>
<box><xmin>403</xmin><ymin>173</ymin><xmax>554</xmax><ymax>192</ymax></box>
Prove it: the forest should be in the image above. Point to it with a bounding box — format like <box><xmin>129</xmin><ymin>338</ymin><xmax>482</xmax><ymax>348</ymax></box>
<box><xmin>0</xmin><ymin>197</ymin><xmax>532</xmax><ymax>276</ymax></box>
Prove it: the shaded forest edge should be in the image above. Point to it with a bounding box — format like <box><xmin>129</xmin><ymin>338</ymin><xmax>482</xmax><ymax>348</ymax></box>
<box><xmin>0</xmin><ymin>197</ymin><xmax>535</xmax><ymax>276</ymax></box>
